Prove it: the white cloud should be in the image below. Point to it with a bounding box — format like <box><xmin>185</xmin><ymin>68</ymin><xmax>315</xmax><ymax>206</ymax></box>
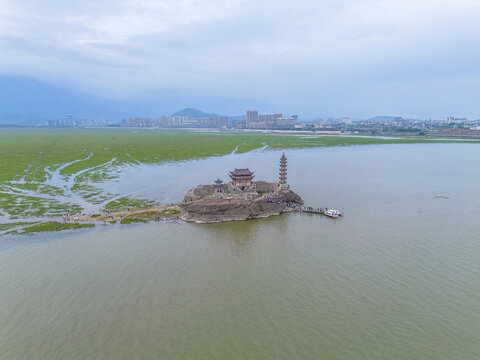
<box><xmin>1</xmin><ymin>0</ymin><xmax>480</xmax><ymax>117</ymax></box>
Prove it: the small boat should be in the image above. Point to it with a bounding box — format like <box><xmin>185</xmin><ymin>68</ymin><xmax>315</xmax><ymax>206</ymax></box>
<box><xmin>324</xmin><ymin>209</ymin><xmax>343</xmax><ymax>218</ymax></box>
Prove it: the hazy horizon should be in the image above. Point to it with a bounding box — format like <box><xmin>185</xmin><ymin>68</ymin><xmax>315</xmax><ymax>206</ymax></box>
<box><xmin>2</xmin><ymin>0</ymin><xmax>480</xmax><ymax>118</ymax></box>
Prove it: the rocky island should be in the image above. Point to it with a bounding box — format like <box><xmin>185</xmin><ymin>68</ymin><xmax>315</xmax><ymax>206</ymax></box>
<box><xmin>180</xmin><ymin>153</ymin><xmax>303</xmax><ymax>223</ymax></box>
<box><xmin>180</xmin><ymin>183</ymin><xmax>303</xmax><ymax>223</ymax></box>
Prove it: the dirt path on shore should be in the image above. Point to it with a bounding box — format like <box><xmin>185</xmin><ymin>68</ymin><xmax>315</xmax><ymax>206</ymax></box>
<box><xmin>72</xmin><ymin>205</ymin><xmax>182</xmax><ymax>223</ymax></box>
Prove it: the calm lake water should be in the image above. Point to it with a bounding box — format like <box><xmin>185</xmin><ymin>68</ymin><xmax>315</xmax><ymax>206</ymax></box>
<box><xmin>1</xmin><ymin>144</ymin><xmax>480</xmax><ymax>359</ymax></box>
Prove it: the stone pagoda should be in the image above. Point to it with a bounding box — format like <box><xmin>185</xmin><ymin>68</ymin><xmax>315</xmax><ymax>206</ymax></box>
<box><xmin>279</xmin><ymin>153</ymin><xmax>287</xmax><ymax>186</ymax></box>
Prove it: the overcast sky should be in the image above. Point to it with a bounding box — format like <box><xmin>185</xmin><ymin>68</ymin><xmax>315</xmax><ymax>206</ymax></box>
<box><xmin>1</xmin><ymin>0</ymin><xmax>480</xmax><ymax>118</ymax></box>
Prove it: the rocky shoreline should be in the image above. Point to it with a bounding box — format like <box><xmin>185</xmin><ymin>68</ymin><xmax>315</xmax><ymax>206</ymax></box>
<box><xmin>179</xmin><ymin>181</ymin><xmax>304</xmax><ymax>223</ymax></box>
<box><xmin>69</xmin><ymin>181</ymin><xmax>304</xmax><ymax>225</ymax></box>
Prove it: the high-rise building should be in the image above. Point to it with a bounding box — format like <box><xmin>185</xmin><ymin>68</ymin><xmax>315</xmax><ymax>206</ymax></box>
<box><xmin>275</xmin><ymin>116</ymin><xmax>297</xmax><ymax>129</ymax></box>
<box><xmin>246</xmin><ymin>110</ymin><xmax>258</xmax><ymax>127</ymax></box>
<box><xmin>207</xmin><ymin>116</ymin><xmax>229</xmax><ymax>128</ymax></box>
<box><xmin>155</xmin><ymin>116</ymin><xmax>170</xmax><ymax>127</ymax></box>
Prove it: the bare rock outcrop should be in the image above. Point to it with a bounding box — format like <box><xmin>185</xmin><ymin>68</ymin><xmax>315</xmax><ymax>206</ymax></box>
<box><xmin>183</xmin><ymin>185</ymin><xmax>216</xmax><ymax>202</ymax></box>
<box><xmin>179</xmin><ymin>186</ymin><xmax>304</xmax><ymax>224</ymax></box>
<box><xmin>255</xmin><ymin>181</ymin><xmax>278</xmax><ymax>194</ymax></box>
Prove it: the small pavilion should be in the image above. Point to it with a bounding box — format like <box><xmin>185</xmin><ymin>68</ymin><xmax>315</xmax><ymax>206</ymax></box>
<box><xmin>214</xmin><ymin>178</ymin><xmax>223</xmax><ymax>192</ymax></box>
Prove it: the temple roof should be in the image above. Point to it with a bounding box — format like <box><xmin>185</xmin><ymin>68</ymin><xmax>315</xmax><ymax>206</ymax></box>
<box><xmin>229</xmin><ymin>168</ymin><xmax>254</xmax><ymax>176</ymax></box>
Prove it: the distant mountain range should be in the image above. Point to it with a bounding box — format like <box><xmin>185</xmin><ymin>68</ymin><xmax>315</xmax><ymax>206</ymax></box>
<box><xmin>0</xmin><ymin>76</ymin><xmax>276</xmax><ymax>125</ymax></box>
<box><xmin>0</xmin><ymin>76</ymin><xmax>131</xmax><ymax>125</ymax></box>
<box><xmin>171</xmin><ymin>108</ymin><xmax>218</xmax><ymax>118</ymax></box>
<box><xmin>170</xmin><ymin>107</ymin><xmax>248</xmax><ymax>120</ymax></box>
<box><xmin>0</xmin><ymin>75</ymin><xmax>420</xmax><ymax>125</ymax></box>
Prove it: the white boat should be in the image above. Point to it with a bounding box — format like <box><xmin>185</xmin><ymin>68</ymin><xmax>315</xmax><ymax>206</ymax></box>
<box><xmin>324</xmin><ymin>209</ymin><xmax>343</xmax><ymax>218</ymax></box>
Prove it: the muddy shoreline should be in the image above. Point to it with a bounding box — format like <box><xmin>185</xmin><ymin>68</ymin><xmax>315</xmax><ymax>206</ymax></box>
<box><xmin>57</xmin><ymin>181</ymin><xmax>304</xmax><ymax>225</ymax></box>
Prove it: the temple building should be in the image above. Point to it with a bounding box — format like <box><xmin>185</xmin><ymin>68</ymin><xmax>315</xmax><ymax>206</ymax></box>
<box><xmin>229</xmin><ymin>168</ymin><xmax>255</xmax><ymax>190</ymax></box>
<box><xmin>279</xmin><ymin>153</ymin><xmax>287</xmax><ymax>186</ymax></box>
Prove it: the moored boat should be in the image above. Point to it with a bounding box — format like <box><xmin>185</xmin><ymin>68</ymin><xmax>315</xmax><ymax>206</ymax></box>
<box><xmin>324</xmin><ymin>209</ymin><xmax>343</xmax><ymax>218</ymax></box>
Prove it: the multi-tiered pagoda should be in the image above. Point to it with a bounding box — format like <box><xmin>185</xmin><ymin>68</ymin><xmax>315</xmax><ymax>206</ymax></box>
<box><xmin>279</xmin><ymin>152</ymin><xmax>287</xmax><ymax>186</ymax></box>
